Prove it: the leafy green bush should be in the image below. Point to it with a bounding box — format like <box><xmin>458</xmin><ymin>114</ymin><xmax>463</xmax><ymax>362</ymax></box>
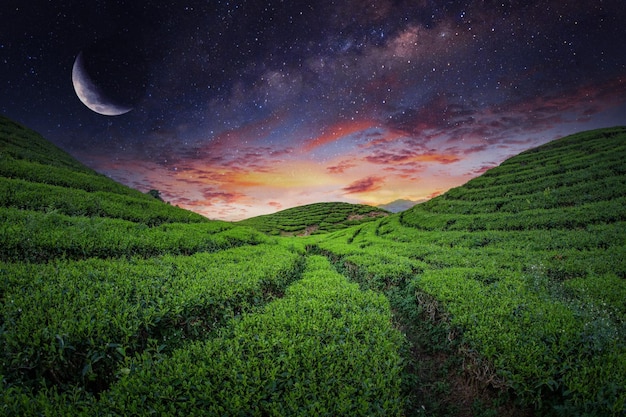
<box><xmin>0</xmin><ymin>155</ymin><xmax>142</xmax><ymax>197</ymax></box>
<box><xmin>0</xmin><ymin>177</ymin><xmax>207</xmax><ymax>225</ymax></box>
<box><xmin>0</xmin><ymin>208</ymin><xmax>266</xmax><ymax>262</ymax></box>
<box><xmin>0</xmin><ymin>244</ymin><xmax>303</xmax><ymax>396</ymax></box>
<box><xmin>238</xmin><ymin>202</ymin><xmax>388</xmax><ymax>235</ymax></box>
<box><xmin>97</xmin><ymin>255</ymin><xmax>404</xmax><ymax>416</ymax></box>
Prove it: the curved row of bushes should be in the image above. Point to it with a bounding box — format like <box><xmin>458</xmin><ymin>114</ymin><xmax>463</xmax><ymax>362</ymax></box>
<box><xmin>1</xmin><ymin>244</ymin><xmax>304</xmax><ymax>402</ymax></box>
<box><xmin>0</xmin><ymin>177</ymin><xmax>207</xmax><ymax>225</ymax></box>
<box><xmin>0</xmin><ymin>207</ymin><xmax>263</xmax><ymax>262</ymax></box>
<box><xmin>2</xmin><ymin>255</ymin><xmax>405</xmax><ymax>416</ymax></box>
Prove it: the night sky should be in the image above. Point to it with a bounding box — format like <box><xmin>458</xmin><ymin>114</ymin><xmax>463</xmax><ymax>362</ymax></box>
<box><xmin>2</xmin><ymin>1</ymin><xmax>626</xmax><ymax>220</ymax></box>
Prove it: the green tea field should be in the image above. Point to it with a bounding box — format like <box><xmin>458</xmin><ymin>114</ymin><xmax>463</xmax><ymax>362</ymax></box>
<box><xmin>1</xmin><ymin>115</ymin><xmax>625</xmax><ymax>416</ymax></box>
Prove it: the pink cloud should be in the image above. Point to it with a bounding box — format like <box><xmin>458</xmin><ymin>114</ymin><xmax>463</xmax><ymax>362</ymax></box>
<box><xmin>342</xmin><ymin>176</ymin><xmax>385</xmax><ymax>194</ymax></box>
<box><xmin>426</xmin><ymin>190</ymin><xmax>444</xmax><ymax>199</ymax></box>
<box><xmin>202</xmin><ymin>190</ymin><xmax>247</xmax><ymax>205</ymax></box>
<box><xmin>327</xmin><ymin>160</ymin><xmax>357</xmax><ymax>174</ymax></box>
<box><xmin>303</xmin><ymin>119</ymin><xmax>377</xmax><ymax>152</ymax></box>
<box><xmin>365</xmin><ymin>149</ymin><xmax>462</xmax><ymax>165</ymax></box>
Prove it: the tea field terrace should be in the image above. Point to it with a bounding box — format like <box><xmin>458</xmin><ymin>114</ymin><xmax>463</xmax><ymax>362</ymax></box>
<box><xmin>0</xmin><ymin>115</ymin><xmax>405</xmax><ymax>416</ymax></box>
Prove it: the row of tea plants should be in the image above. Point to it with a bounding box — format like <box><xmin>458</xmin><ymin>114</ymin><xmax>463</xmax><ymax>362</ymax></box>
<box><xmin>308</xmin><ymin>127</ymin><xmax>626</xmax><ymax>415</ymax></box>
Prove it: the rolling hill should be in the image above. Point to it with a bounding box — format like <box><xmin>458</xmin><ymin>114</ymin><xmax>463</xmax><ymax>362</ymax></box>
<box><xmin>1</xmin><ymin>115</ymin><xmax>625</xmax><ymax>416</ymax></box>
<box><xmin>237</xmin><ymin>202</ymin><xmax>388</xmax><ymax>235</ymax></box>
<box><xmin>0</xmin><ymin>115</ymin><xmax>209</xmax><ymax>226</ymax></box>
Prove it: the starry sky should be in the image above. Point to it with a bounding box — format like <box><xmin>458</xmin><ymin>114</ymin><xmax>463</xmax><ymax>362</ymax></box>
<box><xmin>2</xmin><ymin>0</ymin><xmax>626</xmax><ymax>220</ymax></box>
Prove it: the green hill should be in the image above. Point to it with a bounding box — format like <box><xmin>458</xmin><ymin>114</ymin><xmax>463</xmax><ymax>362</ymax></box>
<box><xmin>238</xmin><ymin>202</ymin><xmax>389</xmax><ymax>235</ymax></box>
<box><xmin>2</xmin><ymin>115</ymin><xmax>625</xmax><ymax>416</ymax></box>
<box><xmin>402</xmin><ymin>126</ymin><xmax>626</xmax><ymax>232</ymax></box>
<box><xmin>0</xmin><ymin>115</ymin><xmax>210</xmax><ymax>227</ymax></box>
<box><xmin>311</xmin><ymin>126</ymin><xmax>626</xmax><ymax>415</ymax></box>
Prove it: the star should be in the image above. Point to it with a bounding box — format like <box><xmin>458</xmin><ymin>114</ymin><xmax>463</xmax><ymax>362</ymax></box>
<box><xmin>1</xmin><ymin>0</ymin><xmax>625</xmax><ymax>220</ymax></box>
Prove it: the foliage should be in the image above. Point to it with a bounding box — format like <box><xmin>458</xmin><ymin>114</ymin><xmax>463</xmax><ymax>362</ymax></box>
<box><xmin>1</xmin><ymin>116</ymin><xmax>626</xmax><ymax>416</ymax></box>
<box><xmin>0</xmin><ymin>177</ymin><xmax>207</xmax><ymax>225</ymax></box>
<box><xmin>97</xmin><ymin>256</ymin><xmax>404</xmax><ymax>416</ymax></box>
<box><xmin>1</xmin><ymin>244</ymin><xmax>303</xmax><ymax>402</ymax></box>
<box><xmin>0</xmin><ymin>115</ymin><xmax>93</xmax><ymax>173</ymax></box>
<box><xmin>0</xmin><ymin>207</ymin><xmax>265</xmax><ymax>262</ymax></box>
<box><xmin>310</xmin><ymin>126</ymin><xmax>626</xmax><ymax>415</ymax></box>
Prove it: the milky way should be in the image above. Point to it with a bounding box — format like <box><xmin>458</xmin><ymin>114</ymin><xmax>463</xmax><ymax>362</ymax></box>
<box><xmin>2</xmin><ymin>0</ymin><xmax>626</xmax><ymax>220</ymax></box>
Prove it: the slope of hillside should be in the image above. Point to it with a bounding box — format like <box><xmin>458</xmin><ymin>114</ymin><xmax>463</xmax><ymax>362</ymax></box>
<box><xmin>310</xmin><ymin>126</ymin><xmax>626</xmax><ymax>416</ymax></box>
<box><xmin>402</xmin><ymin>126</ymin><xmax>626</xmax><ymax>231</ymax></box>
<box><xmin>237</xmin><ymin>201</ymin><xmax>388</xmax><ymax>235</ymax></box>
<box><xmin>0</xmin><ymin>115</ymin><xmax>209</xmax><ymax>226</ymax></box>
<box><xmin>0</xmin><ymin>115</ymin><xmax>93</xmax><ymax>173</ymax></box>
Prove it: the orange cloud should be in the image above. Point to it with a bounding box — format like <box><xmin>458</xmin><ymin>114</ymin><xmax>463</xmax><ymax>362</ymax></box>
<box><xmin>303</xmin><ymin>119</ymin><xmax>377</xmax><ymax>151</ymax></box>
<box><xmin>202</xmin><ymin>190</ymin><xmax>247</xmax><ymax>204</ymax></box>
<box><xmin>365</xmin><ymin>150</ymin><xmax>461</xmax><ymax>165</ymax></box>
<box><xmin>327</xmin><ymin>160</ymin><xmax>357</xmax><ymax>174</ymax></box>
<box><xmin>427</xmin><ymin>190</ymin><xmax>444</xmax><ymax>199</ymax></box>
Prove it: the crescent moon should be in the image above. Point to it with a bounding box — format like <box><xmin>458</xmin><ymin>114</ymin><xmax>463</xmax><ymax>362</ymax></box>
<box><xmin>72</xmin><ymin>52</ymin><xmax>133</xmax><ymax>116</ymax></box>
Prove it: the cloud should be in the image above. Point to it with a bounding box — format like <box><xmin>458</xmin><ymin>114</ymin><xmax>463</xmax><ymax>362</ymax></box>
<box><xmin>202</xmin><ymin>190</ymin><xmax>247</xmax><ymax>205</ymax></box>
<box><xmin>303</xmin><ymin>119</ymin><xmax>377</xmax><ymax>152</ymax></box>
<box><xmin>327</xmin><ymin>160</ymin><xmax>357</xmax><ymax>174</ymax></box>
<box><xmin>342</xmin><ymin>176</ymin><xmax>385</xmax><ymax>194</ymax></box>
<box><xmin>364</xmin><ymin>148</ymin><xmax>462</xmax><ymax>165</ymax></box>
<box><xmin>382</xmin><ymin>165</ymin><xmax>425</xmax><ymax>180</ymax></box>
<box><xmin>387</xmin><ymin>94</ymin><xmax>477</xmax><ymax>136</ymax></box>
<box><xmin>426</xmin><ymin>190</ymin><xmax>444</xmax><ymax>199</ymax></box>
<box><xmin>470</xmin><ymin>164</ymin><xmax>499</xmax><ymax>176</ymax></box>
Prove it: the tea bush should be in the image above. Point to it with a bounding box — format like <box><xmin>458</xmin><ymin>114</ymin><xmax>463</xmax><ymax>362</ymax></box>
<box><xmin>0</xmin><ymin>177</ymin><xmax>207</xmax><ymax>225</ymax></box>
<box><xmin>0</xmin><ymin>207</ymin><xmax>265</xmax><ymax>262</ymax></box>
<box><xmin>96</xmin><ymin>255</ymin><xmax>404</xmax><ymax>416</ymax></box>
<box><xmin>311</xmin><ymin>127</ymin><xmax>626</xmax><ymax>414</ymax></box>
<box><xmin>238</xmin><ymin>202</ymin><xmax>388</xmax><ymax>235</ymax></box>
<box><xmin>1</xmin><ymin>244</ymin><xmax>303</xmax><ymax>396</ymax></box>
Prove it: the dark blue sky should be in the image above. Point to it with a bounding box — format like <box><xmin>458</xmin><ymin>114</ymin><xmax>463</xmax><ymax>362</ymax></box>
<box><xmin>2</xmin><ymin>0</ymin><xmax>625</xmax><ymax>220</ymax></box>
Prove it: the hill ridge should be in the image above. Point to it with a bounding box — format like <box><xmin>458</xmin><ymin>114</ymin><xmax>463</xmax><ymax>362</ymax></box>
<box><xmin>0</xmin><ymin>115</ymin><xmax>210</xmax><ymax>226</ymax></box>
<box><xmin>401</xmin><ymin>126</ymin><xmax>626</xmax><ymax>231</ymax></box>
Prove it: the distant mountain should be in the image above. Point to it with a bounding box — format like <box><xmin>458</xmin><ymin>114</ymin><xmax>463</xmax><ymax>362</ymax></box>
<box><xmin>237</xmin><ymin>202</ymin><xmax>389</xmax><ymax>235</ymax></box>
<box><xmin>377</xmin><ymin>198</ymin><xmax>425</xmax><ymax>213</ymax></box>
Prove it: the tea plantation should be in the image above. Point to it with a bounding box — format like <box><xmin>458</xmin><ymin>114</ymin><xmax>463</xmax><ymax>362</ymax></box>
<box><xmin>308</xmin><ymin>126</ymin><xmax>626</xmax><ymax>416</ymax></box>
<box><xmin>237</xmin><ymin>202</ymin><xmax>389</xmax><ymax>236</ymax></box>
<box><xmin>1</xmin><ymin>114</ymin><xmax>625</xmax><ymax>416</ymax></box>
